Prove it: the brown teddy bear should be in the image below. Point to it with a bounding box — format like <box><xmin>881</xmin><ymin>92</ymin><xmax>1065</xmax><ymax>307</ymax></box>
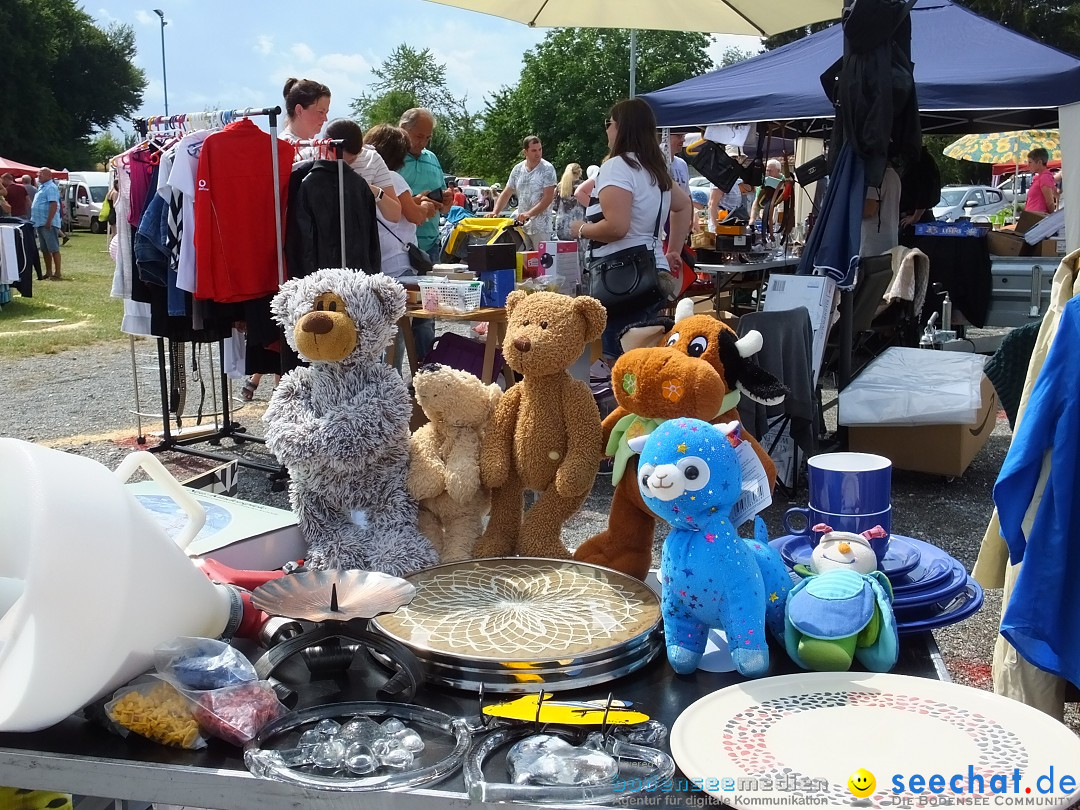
<box><xmin>572</xmin><ymin>297</ymin><xmax>786</xmax><ymax>581</ymax></box>
<box><xmin>475</xmin><ymin>291</ymin><xmax>607</xmax><ymax>559</ymax></box>
<box><xmin>407</xmin><ymin>363</ymin><xmax>502</xmax><ymax>561</ymax></box>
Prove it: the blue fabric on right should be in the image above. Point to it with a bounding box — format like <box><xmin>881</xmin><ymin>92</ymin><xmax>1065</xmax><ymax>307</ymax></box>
<box><xmin>995</xmin><ymin>295</ymin><xmax>1080</xmax><ymax>687</ymax></box>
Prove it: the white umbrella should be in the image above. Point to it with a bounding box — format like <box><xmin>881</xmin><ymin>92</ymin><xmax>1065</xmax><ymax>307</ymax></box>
<box><xmin>422</xmin><ymin>0</ymin><xmax>843</xmax><ymax>36</ymax></box>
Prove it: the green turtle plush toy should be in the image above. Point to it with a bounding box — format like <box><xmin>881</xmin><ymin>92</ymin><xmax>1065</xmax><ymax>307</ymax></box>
<box><xmin>784</xmin><ymin>524</ymin><xmax>899</xmax><ymax>672</ymax></box>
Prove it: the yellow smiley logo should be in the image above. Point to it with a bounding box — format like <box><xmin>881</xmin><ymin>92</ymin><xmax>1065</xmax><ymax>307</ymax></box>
<box><xmin>848</xmin><ymin>768</ymin><xmax>876</xmax><ymax>798</ymax></box>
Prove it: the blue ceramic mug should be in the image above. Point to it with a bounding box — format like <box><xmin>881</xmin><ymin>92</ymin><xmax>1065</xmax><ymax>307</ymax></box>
<box><xmin>807</xmin><ymin>452</ymin><xmax>892</xmax><ymax>515</ymax></box>
<box><xmin>783</xmin><ymin>506</ymin><xmax>892</xmax><ymax>560</ymax></box>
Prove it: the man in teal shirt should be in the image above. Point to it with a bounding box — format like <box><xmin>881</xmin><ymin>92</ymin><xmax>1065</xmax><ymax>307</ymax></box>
<box><xmin>398</xmin><ymin>107</ymin><xmax>451</xmax><ymax>361</ymax></box>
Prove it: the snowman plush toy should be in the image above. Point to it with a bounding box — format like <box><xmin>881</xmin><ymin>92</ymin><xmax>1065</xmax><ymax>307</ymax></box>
<box><xmin>784</xmin><ymin>524</ymin><xmax>899</xmax><ymax>672</ymax></box>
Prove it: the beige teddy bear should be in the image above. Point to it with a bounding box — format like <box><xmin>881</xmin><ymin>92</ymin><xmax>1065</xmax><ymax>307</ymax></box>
<box><xmin>407</xmin><ymin>364</ymin><xmax>502</xmax><ymax>562</ymax></box>
<box><xmin>475</xmin><ymin>290</ymin><xmax>607</xmax><ymax>560</ymax></box>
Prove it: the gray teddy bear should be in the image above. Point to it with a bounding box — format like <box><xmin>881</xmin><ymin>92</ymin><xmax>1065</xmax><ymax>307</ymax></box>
<box><xmin>264</xmin><ymin>267</ymin><xmax>438</xmax><ymax>575</ymax></box>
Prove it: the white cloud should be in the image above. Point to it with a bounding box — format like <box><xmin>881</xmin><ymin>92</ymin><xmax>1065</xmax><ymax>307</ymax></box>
<box><xmin>319</xmin><ymin>53</ymin><xmax>370</xmax><ymax>74</ymax></box>
<box><xmin>254</xmin><ymin>35</ymin><xmax>274</xmax><ymax>56</ymax></box>
<box><xmin>134</xmin><ymin>9</ymin><xmax>154</xmax><ymax>25</ymax></box>
<box><xmin>290</xmin><ymin>43</ymin><xmax>316</xmax><ymax>63</ymax></box>
<box><xmin>96</xmin><ymin>8</ymin><xmax>116</xmax><ymax>24</ymax></box>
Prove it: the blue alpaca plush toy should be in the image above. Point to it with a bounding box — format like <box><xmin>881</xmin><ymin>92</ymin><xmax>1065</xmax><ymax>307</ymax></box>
<box><xmin>631</xmin><ymin>418</ymin><xmax>792</xmax><ymax>677</ymax></box>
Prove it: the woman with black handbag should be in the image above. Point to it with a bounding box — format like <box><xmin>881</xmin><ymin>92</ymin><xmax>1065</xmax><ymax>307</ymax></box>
<box><xmin>572</xmin><ymin>98</ymin><xmax>692</xmax><ymax>361</ymax></box>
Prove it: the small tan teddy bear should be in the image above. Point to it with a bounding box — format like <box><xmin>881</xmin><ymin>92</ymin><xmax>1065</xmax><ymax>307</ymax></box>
<box><xmin>407</xmin><ymin>364</ymin><xmax>502</xmax><ymax>562</ymax></box>
<box><xmin>475</xmin><ymin>290</ymin><xmax>607</xmax><ymax>560</ymax></box>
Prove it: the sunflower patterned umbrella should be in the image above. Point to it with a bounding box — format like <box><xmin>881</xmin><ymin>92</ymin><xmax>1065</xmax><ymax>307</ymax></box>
<box><xmin>942</xmin><ymin>129</ymin><xmax>1061</xmax><ymax>165</ymax></box>
<box><xmin>943</xmin><ymin>130</ymin><xmax>1060</xmax><ymax>221</ymax></box>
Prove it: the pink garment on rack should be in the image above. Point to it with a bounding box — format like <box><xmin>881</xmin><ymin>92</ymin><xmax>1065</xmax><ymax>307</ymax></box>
<box><xmin>127</xmin><ymin>148</ymin><xmax>158</xmax><ymax>228</ymax></box>
<box><xmin>193</xmin><ymin>118</ymin><xmax>293</xmax><ymax>303</ymax></box>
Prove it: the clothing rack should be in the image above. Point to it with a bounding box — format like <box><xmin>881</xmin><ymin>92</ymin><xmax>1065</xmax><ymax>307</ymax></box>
<box><xmin>126</xmin><ymin>105</ymin><xmax>289</xmax><ymax>481</ymax></box>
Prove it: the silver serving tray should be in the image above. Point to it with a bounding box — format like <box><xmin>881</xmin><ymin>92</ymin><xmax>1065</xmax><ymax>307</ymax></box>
<box><xmin>371</xmin><ymin>558</ymin><xmax>663</xmax><ymax>692</ymax></box>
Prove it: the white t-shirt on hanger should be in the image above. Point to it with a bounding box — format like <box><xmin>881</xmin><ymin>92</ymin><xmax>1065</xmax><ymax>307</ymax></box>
<box><xmin>165</xmin><ymin>130</ymin><xmax>210</xmax><ymax>294</ymax></box>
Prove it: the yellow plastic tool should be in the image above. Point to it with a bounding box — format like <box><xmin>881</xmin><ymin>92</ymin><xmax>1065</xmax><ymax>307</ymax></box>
<box><xmin>482</xmin><ymin>693</ymin><xmax>650</xmax><ymax>726</ymax></box>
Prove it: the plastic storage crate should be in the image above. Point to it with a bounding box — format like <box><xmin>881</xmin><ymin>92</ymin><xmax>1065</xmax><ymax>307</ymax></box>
<box><xmin>417</xmin><ymin>279</ymin><xmax>484</xmax><ymax>313</ymax></box>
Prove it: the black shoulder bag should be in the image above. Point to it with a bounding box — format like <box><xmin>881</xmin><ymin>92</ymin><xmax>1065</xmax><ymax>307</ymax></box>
<box><xmin>587</xmin><ymin>196</ymin><xmax>664</xmax><ymax>315</ymax></box>
<box><xmin>377</xmin><ymin>218</ymin><xmax>434</xmax><ymax>275</ymax></box>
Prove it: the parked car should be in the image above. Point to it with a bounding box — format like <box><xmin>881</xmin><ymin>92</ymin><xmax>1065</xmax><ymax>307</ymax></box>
<box><xmin>62</xmin><ymin>171</ymin><xmax>111</xmax><ymax>233</ymax></box>
<box><xmin>932</xmin><ymin>185</ymin><xmax>1010</xmax><ymax>222</ymax></box>
<box><xmin>455</xmin><ymin>177</ymin><xmax>486</xmax><ymax>188</ymax></box>
<box><xmin>994</xmin><ymin>171</ymin><xmax>1031</xmax><ymax>206</ymax></box>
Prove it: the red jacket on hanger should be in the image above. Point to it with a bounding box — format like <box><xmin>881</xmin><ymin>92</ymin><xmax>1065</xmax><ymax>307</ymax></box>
<box><xmin>193</xmin><ymin>118</ymin><xmax>293</xmax><ymax>302</ymax></box>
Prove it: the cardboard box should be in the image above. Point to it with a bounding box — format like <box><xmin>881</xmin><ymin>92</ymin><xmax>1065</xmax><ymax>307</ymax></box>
<box><xmin>1014</xmin><ymin>210</ymin><xmax>1047</xmax><ymax>235</ymax></box>
<box><xmin>536</xmin><ymin>240</ymin><xmax>581</xmax><ymax>294</ymax></box>
<box><xmin>988</xmin><ymin>230</ymin><xmax>1026</xmax><ymax>257</ymax></box>
<box><xmin>848</xmin><ymin>375</ymin><xmax>997</xmax><ymax>477</ymax></box>
<box><xmin>763</xmin><ymin>274</ymin><xmax>838</xmax><ymax>383</ymax></box>
<box><xmin>516</xmin><ymin>250</ymin><xmax>541</xmax><ymax>281</ymax></box>
<box><xmin>1034</xmin><ymin>238</ymin><xmax>1066</xmax><ymax>258</ymax></box>
<box><xmin>693</xmin><ymin>291</ymin><xmax>731</xmax><ymax>315</ymax></box>
<box><xmin>479</xmin><ymin>268</ymin><xmax>516</xmax><ymax>307</ymax></box>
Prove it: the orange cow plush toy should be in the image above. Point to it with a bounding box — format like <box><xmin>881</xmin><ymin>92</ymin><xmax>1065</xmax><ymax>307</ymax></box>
<box><xmin>573</xmin><ymin>298</ymin><xmax>787</xmax><ymax>580</ymax></box>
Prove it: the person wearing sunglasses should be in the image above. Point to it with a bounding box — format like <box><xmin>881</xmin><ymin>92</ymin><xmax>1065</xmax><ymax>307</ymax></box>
<box><xmin>573</xmin><ymin>99</ymin><xmax>692</xmax><ymax>361</ymax></box>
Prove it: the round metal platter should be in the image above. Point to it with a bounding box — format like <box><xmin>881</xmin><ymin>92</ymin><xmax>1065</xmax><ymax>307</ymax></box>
<box><xmin>371</xmin><ymin>558</ymin><xmax>662</xmax><ymax>692</ymax></box>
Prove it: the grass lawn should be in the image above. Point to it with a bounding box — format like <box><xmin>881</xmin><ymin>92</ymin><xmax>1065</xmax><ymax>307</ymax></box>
<box><xmin>0</xmin><ymin>230</ymin><xmax>126</xmax><ymax>359</ymax></box>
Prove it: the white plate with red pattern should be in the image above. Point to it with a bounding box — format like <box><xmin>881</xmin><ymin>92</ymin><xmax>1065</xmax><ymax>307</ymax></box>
<box><xmin>670</xmin><ymin>672</ymin><xmax>1080</xmax><ymax>809</ymax></box>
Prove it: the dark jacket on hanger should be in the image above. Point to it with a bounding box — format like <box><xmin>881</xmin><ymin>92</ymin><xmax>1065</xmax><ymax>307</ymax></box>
<box><xmin>285</xmin><ymin>160</ymin><xmax>380</xmax><ymax>279</ymax></box>
<box><xmin>821</xmin><ymin>0</ymin><xmax>921</xmax><ymax>188</ymax></box>
<box><xmin>0</xmin><ymin>217</ymin><xmax>41</xmax><ymax>296</ymax></box>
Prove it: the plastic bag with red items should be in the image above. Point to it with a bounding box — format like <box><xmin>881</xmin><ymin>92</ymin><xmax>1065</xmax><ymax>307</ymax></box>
<box><xmin>189</xmin><ymin>680</ymin><xmax>286</xmax><ymax>746</ymax></box>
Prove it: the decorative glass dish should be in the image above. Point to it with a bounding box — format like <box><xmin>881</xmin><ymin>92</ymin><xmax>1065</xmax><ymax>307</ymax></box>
<box><xmin>244</xmin><ymin>701</ymin><xmax>470</xmax><ymax>792</ymax></box>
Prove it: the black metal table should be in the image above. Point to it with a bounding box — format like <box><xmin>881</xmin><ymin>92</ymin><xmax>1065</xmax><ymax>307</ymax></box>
<box><xmin>0</xmin><ymin>633</ymin><xmax>948</xmax><ymax>810</ymax></box>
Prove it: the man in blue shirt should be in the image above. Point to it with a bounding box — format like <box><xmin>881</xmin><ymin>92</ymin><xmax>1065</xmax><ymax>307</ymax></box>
<box><xmin>30</xmin><ymin>168</ymin><xmax>63</xmax><ymax>280</ymax></box>
<box><xmin>398</xmin><ymin>108</ymin><xmax>451</xmax><ymax>362</ymax></box>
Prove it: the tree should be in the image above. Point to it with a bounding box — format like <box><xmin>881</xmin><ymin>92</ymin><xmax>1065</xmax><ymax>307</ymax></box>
<box><xmin>763</xmin><ymin>0</ymin><xmax>1079</xmax><ymax>56</ymax></box>
<box><xmin>0</xmin><ymin>0</ymin><xmax>146</xmax><ymax>168</ymax></box>
<box><xmin>88</xmin><ymin>132</ymin><xmax>125</xmax><ymax>169</ymax></box>
<box><xmin>461</xmin><ymin>28</ymin><xmax>714</xmax><ymax>182</ymax></box>
<box><xmin>349</xmin><ymin>44</ymin><xmax>478</xmax><ymax>174</ymax></box>
<box><xmin>960</xmin><ymin>0</ymin><xmax>1080</xmax><ymax>57</ymax></box>
<box><xmin>718</xmin><ymin>46</ymin><xmax>759</xmax><ymax>67</ymax></box>
<box><xmin>350</xmin><ymin>45</ymin><xmax>471</xmax><ymax>136</ymax></box>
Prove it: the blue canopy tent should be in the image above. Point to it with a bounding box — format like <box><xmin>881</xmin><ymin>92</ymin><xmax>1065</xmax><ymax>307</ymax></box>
<box><xmin>642</xmin><ymin>0</ymin><xmax>1080</xmax><ymax>134</ymax></box>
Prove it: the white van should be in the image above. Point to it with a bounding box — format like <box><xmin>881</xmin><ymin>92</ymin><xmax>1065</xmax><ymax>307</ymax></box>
<box><xmin>63</xmin><ymin>171</ymin><xmax>111</xmax><ymax>233</ymax></box>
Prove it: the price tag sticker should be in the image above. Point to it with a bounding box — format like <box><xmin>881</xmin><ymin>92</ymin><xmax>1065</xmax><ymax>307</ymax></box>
<box><xmin>730</xmin><ymin>436</ymin><xmax>772</xmax><ymax>529</ymax></box>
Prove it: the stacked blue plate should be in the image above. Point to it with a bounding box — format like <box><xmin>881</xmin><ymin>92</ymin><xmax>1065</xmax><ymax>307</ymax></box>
<box><xmin>769</xmin><ymin>534</ymin><xmax>983</xmax><ymax>635</ymax></box>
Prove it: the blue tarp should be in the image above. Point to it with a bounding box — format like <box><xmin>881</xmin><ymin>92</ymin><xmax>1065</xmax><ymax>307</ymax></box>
<box><xmin>643</xmin><ymin>0</ymin><xmax>1080</xmax><ymax>134</ymax></box>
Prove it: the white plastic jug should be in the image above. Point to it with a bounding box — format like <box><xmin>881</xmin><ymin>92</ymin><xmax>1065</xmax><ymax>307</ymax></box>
<box><xmin>0</xmin><ymin>439</ymin><xmax>236</xmax><ymax>732</ymax></box>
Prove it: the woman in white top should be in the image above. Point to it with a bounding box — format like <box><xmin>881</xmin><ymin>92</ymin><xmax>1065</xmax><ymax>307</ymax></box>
<box><xmin>280</xmin><ymin>78</ymin><xmax>330</xmax><ymax>143</ymax></box>
<box><xmin>364</xmin><ymin>124</ymin><xmax>436</xmax><ymax>278</ymax></box>
<box><xmin>325</xmin><ymin>118</ymin><xmax>401</xmax><ymax>224</ymax></box>
<box><xmin>366</xmin><ymin>124</ymin><xmax>441</xmax><ymax>373</ymax></box>
<box><xmin>572</xmin><ymin>98</ymin><xmax>692</xmax><ymax>360</ymax></box>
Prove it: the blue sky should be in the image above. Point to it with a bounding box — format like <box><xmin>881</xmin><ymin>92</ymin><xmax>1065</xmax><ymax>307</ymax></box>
<box><xmin>91</xmin><ymin>0</ymin><xmax>760</xmax><ymax>131</ymax></box>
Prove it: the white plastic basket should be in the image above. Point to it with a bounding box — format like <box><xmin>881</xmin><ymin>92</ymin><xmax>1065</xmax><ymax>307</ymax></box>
<box><xmin>418</xmin><ymin>279</ymin><xmax>484</xmax><ymax>313</ymax></box>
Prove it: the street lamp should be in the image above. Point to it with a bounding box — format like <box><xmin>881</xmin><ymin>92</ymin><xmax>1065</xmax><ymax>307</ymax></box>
<box><xmin>153</xmin><ymin>8</ymin><xmax>169</xmax><ymax>115</ymax></box>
